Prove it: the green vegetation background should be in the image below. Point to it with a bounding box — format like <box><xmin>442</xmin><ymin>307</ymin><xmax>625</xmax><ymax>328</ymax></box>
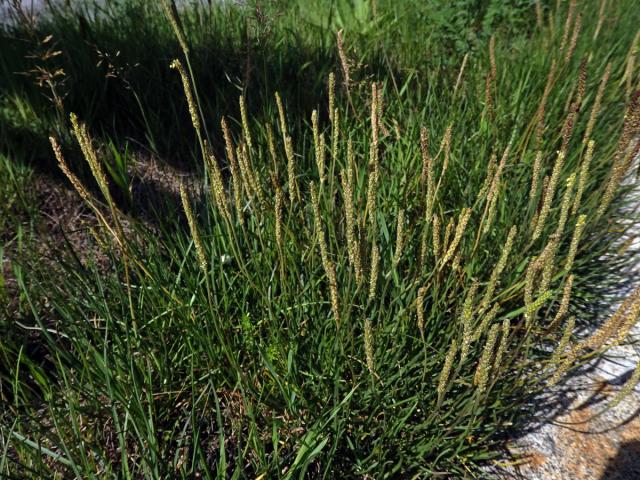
<box><xmin>1</xmin><ymin>0</ymin><xmax>639</xmax><ymax>478</ymax></box>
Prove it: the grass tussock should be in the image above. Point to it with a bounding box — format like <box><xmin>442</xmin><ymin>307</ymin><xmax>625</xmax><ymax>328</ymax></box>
<box><xmin>2</xmin><ymin>0</ymin><xmax>640</xmax><ymax>477</ymax></box>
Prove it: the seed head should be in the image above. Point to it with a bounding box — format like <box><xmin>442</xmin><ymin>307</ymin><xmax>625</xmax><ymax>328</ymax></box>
<box><xmin>565</xmin><ymin>12</ymin><xmax>582</xmax><ymax>64</ymax></box>
<box><xmin>550</xmin><ymin>275</ymin><xmax>574</xmax><ymax>330</ymax></box>
<box><xmin>524</xmin><ymin>255</ymin><xmax>539</xmax><ymax>323</ymax></box>
<box><xmin>332</xmin><ymin>107</ymin><xmax>340</xmax><ymax>161</ymax></box>
<box><xmin>482</xmin><ymin>145</ymin><xmax>509</xmax><ymax>234</ymax></box>
<box><xmin>493</xmin><ymin>317</ymin><xmax>511</xmax><ymax>371</ymax></box>
<box><xmin>525</xmin><ymin>290</ymin><xmax>553</xmax><ymax>327</ymax></box>
<box><xmin>529</xmin><ymin>151</ymin><xmax>543</xmax><ymax>206</ymax></box>
<box><xmin>452</xmin><ymin>251</ymin><xmax>463</xmax><ymax>272</ymax></box>
<box><xmin>443</xmin><ymin>217</ymin><xmax>454</xmax><ymax>257</ymax></box>
<box><xmin>170</xmin><ymin>59</ymin><xmax>200</xmax><ymax>134</ymax></box>
<box><xmin>370</xmin><ymin>82</ymin><xmax>379</xmax><ymax>158</ymax></box>
<box><xmin>311</xmin><ymin>182</ymin><xmax>340</xmax><ymax>325</ymax></box>
<box><xmin>238</xmin><ymin>143</ymin><xmax>265</xmax><ymax>209</ymax></box>
<box><xmin>550</xmin><ymin>315</ymin><xmax>576</xmax><ymax>368</ymax></box>
<box><xmin>598</xmin><ymin>123</ymin><xmax>638</xmax><ymax>218</ymax></box>
<box><xmin>437</xmin><ymin>340</ymin><xmax>457</xmax><ymax>402</ymax></box>
<box><xmin>50</xmin><ymin>136</ymin><xmax>92</xmax><ymax>205</ymax></box>
<box><xmin>485</xmin><ymin>74</ymin><xmax>494</xmax><ymax>119</ymax></box>
<box><xmin>483</xmin><ymin>180</ymin><xmax>500</xmax><ymax>235</ymax></box>
<box><xmin>275</xmin><ymin>91</ymin><xmax>287</xmax><ymax>139</ymax></box>
<box><xmin>535</xmin><ymin>60</ymin><xmax>558</xmax><ymax>146</ymax></box>
<box><xmin>432</xmin><ymin>214</ymin><xmax>441</xmax><ymax>259</ymax></box>
<box><xmin>420</xmin><ymin>126</ymin><xmax>432</xmax><ymax>188</ymax></box>
<box><xmin>337</xmin><ymin>30</ymin><xmax>351</xmax><ymax>100</ymax></box>
<box><xmin>572</xmin><ymin>140</ymin><xmax>594</xmax><ymax>215</ymax></box>
<box><xmin>266</xmin><ymin>125</ymin><xmax>278</xmax><ymax>171</ymax></box>
<box><xmin>453</xmin><ymin>52</ymin><xmax>469</xmax><ymax>96</ymax></box>
<box><xmin>204</xmin><ymin>150</ymin><xmax>231</xmax><ymax>222</ymax></box>
<box><xmin>606</xmin><ymin>359</ymin><xmax>640</xmax><ymax>411</ymax></box>
<box><xmin>535</xmin><ymin>0</ymin><xmax>543</xmax><ymax>29</ymax></box>
<box><xmin>576</xmin><ymin>58</ymin><xmax>587</xmax><ymax>110</ymax></box>
<box><xmin>583</xmin><ymin>287</ymin><xmax>640</xmax><ymax>353</ymax></box>
<box><xmin>618</xmin><ymin>235</ymin><xmax>637</xmax><ymax>256</ymax></box>
<box><xmin>284</xmin><ymin>135</ymin><xmax>298</xmax><ymax>205</ymax></box>
<box><xmin>274</xmin><ymin>180</ymin><xmax>284</xmax><ymax>249</ymax></box>
<box><xmin>368</xmin><ymin>242</ymin><xmax>380</xmax><ymax>302</ymax></box>
<box><xmin>549</xmin><ymin>349</ymin><xmax>575</xmax><ymax>386</ymax></box>
<box><xmin>474</xmin><ymin>323</ymin><xmax>500</xmax><ymax>394</ymax></box>
<box><xmin>393</xmin><ymin>209</ymin><xmax>406</xmax><ymax>267</ymax></box>
<box><xmin>560</xmin><ymin>108</ymin><xmax>577</xmax><ymax>155</ymax></box>
<box><xmin>417</xmin><ymin>286</ymin><xmax>427</xmax><ymax>338</ymax></box>
<box><xmin>538</xmin><ymin>233</ymin><xmax>560</xmax><ymax>295</ymax></box>
<box><xmin>533</xmin><ymin>151</ymin><xmax>566</xmax><ymax>242</ymax></box>
<box><xmin>565</xmin><ymin>214</ymin><xmax>586</xmax><ymax>272</ymax></box>
<box><xmin>328</xmin><ymin>72</ymin><xmax>336</xmax><ymax>123</ymax></box>
<box><xmin>347</xmin><ymin>138</ymin><xmax>356</xmax><ymax>186</ymax></box>
<box><xmin>180</xmin><ymin>183</ymin><xmax>207</xmax><ymax>273</ymax></box>
<box><xmin>473</xmin><ymin>302</ymin><xmax>500</xmax><ymax>342</ymax></box>
<box><xmin>419</xmin><ymin>228</ymin><xmax>428</xmax><ymax>272</ymax></box>
<box><xmin>441</xmin><ymin>208</ymin><xmax>471</xmax><ymax>267</ymax></box>
<box><xmin>623</xmin><ymin>32</ymin><xmax>639</xmax><ymax>97</ymax></box>
<box><xmin>439</xmin><ymin>125</ymin><xmax>453</xmax><ymax>184</ymax></box>
<box><xmin>366</xmin><ymin>150</ymin><xmax>379</xmax><ymax>229</ymax></box>
<box><xmin>341</xmin><ymin>168</ymin><xmax>362</xmax><ymax>283</ymax></box>
<box><xmin>162</xmin><ymin>1</ymin><xmax>189</xmax><ymax>55</ymax></box>
<box><xmin>554</xmin><ymin>173</ymin><xmax>576</xmax><ymax>239</ymax></box>
<box><xmin>593</xmin><ymin>0</ymin><xmax>607</xmax><ymax>41</ymax></box>
<box><xmin>547</xmin><ymin>283</ymin><xmax>636</xmax><ymax>386</ymax></box>
<box><xmin>376</xmin><ymin>83</ymin><xmax>384</xmax><ymax>123</ymax></box>
<box><xmin>480</xmin><ymin>226</ymin><xmax>517</xmax><ymax>312</ymax></box>
<box><xmin>613</xmin><ymin>288</ymin><xmax>640</xmax><ymax>346</ymax></box>
<box><xmin>460</xmin><ymin>280</ymin><xmax>479</xmax><ymax>364</ymax></box>
<box><xmin>221</xmin><ymin>117</ymin><xmax>244</xmax><ymax>224</ymax></box>
<box><xmin>560</xmin><ymin>0</ymin><xmax>577</xmax><ymax>54</ymax></box>
<box><xmin>364</xmin><ymin>319</ymin><xmax>375</xmax><ymax>376</ymax></box>
<box><xmin>312</xmin><ymin>110</ymin><xmax>325</xmax><ymax>183</ymax></box>
<box><xmin>489</xmin><ymin>36</ymin><xmax>497</xmax><ymax>83</ymax></box>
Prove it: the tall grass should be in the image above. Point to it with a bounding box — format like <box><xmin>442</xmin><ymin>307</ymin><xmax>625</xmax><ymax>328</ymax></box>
<box><xmin>2</xmin><ymin>0</ymin><xmax>640</xmax><ymax>477</ymax></box>
<box><xmin>0</xmin><ymin>0</ymin><xmax>541</xmax><ymax>166</ymax></box>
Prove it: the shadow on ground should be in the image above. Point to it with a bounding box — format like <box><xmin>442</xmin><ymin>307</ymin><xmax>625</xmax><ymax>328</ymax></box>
<box><xmin>600</xmin><ymin>440</ymin><xmax>640</xmax><ymax>479</ymax></box>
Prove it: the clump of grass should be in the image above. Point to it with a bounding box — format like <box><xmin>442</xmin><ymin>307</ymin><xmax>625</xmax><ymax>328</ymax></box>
<box><xmin>2</xmin><ymin>0</ymin><xmax>640</xmax><ymax>478</ymax></box>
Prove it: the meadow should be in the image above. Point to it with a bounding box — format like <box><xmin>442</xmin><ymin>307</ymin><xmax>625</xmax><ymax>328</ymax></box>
<box><xmin>1</xmin><ymin>0</ymin><xmax>640</xmax><ymax>477</ymax></box>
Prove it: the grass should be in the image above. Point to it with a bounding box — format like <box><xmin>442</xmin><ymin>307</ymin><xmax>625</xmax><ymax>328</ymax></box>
<box><xmin>1</xmin><ymin>0</ymin><xmax>640</xmax><ymax>477</ymax></box>
<box><xmin>0</xmin><ymin>0</ymin><xmax>542</xmax><ymax>166</ymax></box>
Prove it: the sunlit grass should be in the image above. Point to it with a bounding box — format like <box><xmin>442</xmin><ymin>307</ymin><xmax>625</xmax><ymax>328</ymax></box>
<box><xmin>1</xmin><ymin>0</ymin><xmax>640</xmax><ymax>477</ymax></box>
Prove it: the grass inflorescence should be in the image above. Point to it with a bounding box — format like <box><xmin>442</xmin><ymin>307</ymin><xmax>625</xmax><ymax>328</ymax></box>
<box><xmin>1</xmin><ymin>0</ymin><xmax>640</xmax><ymax>477</ymax></box>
